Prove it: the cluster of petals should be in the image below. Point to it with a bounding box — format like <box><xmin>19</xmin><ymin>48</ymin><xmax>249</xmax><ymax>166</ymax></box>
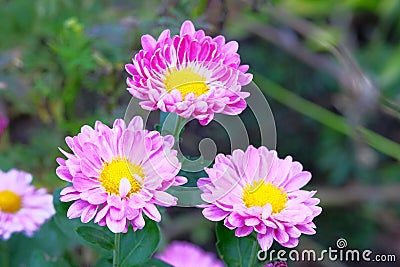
<box><xmin>126</xmin><ymin>20</ymin><xmax>253</xmax><ymax>125</ymax></box>
<box><xmin>56</xmin><ymin>117</ymin><xmax>186</xmax><ymax>233</ymax></box>
<box><xmin>0</xmin><ymin>169</ymin><xmax>55</xmax><ymax>240</ymax></box>
<box><xmin>156</xmin><ymin>241</ymin><xmax>225</xmax><ymax>267</ymax></box>
<box><xmin>198</xmin><ymin>145</ymin><xmax>322</xmax><ymax>251</ymax></box>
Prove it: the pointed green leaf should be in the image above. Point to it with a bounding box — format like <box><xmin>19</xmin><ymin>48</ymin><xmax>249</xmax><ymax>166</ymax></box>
<box><xmin>216</xmin><ymin>222</ymin><xmax>259</xmax><ymax>267</ymax></box>
<box><xmin>139</xmin><ymin>258</ymin><xmax>174</xmax><ymax>267</ymax></box>
<box><xmin>119</xmin><ymin>219</ymin><xmax>161</xmax><ymax>267</ymax></box>
<box><xmin>75</xmin><ymin>226</ymin><xmax>114</xmax><ymax>250</ymax></box>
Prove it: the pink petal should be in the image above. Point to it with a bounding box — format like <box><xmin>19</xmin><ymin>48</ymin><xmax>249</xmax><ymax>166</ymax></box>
<box><xmin>257</xmin><ymin>229</ymin><xmax>274</xmax><ymax>251</ymax></box>
<box><xmin>285</xmin><ymin>172</ymin><xmax>312</xmax><ymax>192</ymax></box>
<box><xmin>67</xmin><ymin>200</ymin><xmax>88</xmax><ymax>219</ymax></box>
<box><xmin>143</xmin><ymin>204</ymin><xmax>161</xmax><ymax>222</ymax></box>
<box><xmin>106</xmin><ymin>215</ymin><xmax>126</xmax><ymax>233</ymax></box>
<box><xmin>119</xmin><ymin>178</ymin><xmax>131</xmax><ymax>198</ymax></box>
<box><xmin>235</xmin><ymin>226</ymin><xmax>253</xmax><ymax>237</ymax></box>
<box><xmin>153</xmin><ymin>191</ymin><xmax>177</xmax><ymax>206</ymax></box>
<box><xmin>81</xmin><ymin>205</ymin><xmax>98</xmax><ymax>223</ymax></box>
<box><xmin>180</xmin><ymin>20</ymin><xmax>195</xmax><ymax>36</ymax></box>
<box><xmin>202</xmin><ymin>205</ymin><xmax>229</xmax><ymax>221</ymax></box>
<box><xmin>141</xmin><ymin>35</ymin><xmax>156</xmax><ymax>52</ymax></box>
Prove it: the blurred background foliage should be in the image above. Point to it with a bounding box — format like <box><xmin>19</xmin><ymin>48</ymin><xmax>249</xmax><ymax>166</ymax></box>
<box><xmin>0</xmin><ymin>0</ymin><xmax>400</xmax><ymax>266</ymax></box>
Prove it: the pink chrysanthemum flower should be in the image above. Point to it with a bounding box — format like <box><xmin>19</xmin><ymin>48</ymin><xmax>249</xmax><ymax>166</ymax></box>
<box><xmin>125</xmin><ymin>20</ymin><xmax>252</xmax><ymax>126</ymax></box>
<box><xmin>0</xmin><ymin>169</ymin><xmax>55</xmax><ymax>240</ymax></box>
<box><xmin>156</xmin><ymin>241</ymin><xmax>225</xmax><ymax>267</ymax></box>
<box><xmin>198</xmin><ymin>146</ymin><xmax>322</xmax><ymax>251</ymax></box>
<box><xmin>56</xmin><ymin>117</ymin><xmax>186</xmax><ymax>233</ymax></box>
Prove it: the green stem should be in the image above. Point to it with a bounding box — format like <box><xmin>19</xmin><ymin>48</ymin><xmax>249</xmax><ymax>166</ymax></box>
<box><xmin>1</xmin><ymin>241</ymin><xmax>9</xmax><ymax>267</ymax></box>
<box><xmin>248</xmin><ymin>237</ymin><xmax>259</xmax><ymax>267</ymax></box>
<box><xmin>254</xmin><ymin>75</ymin><xmax>400</xmax><ymax>160</ymax></box>
<box><xmin>113</xmin><ymin>233</ymin><xmax>121</xmax><ymax>267</ymax></box>
<box><xmin>172</xmin><ymin>115</ymin><xmax>188</xmax><ymax>147</ymax></box>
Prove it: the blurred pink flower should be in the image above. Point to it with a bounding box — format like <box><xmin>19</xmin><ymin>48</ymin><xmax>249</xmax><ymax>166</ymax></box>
<box><xmin>0</xmin><ymin>169</ymin><xmax>55</xmax><ymax>240</ymax></box>
<box><xmin>156</xmin><ymin>241</ymin><xmax>225</xmax><ymax>267</ymax></box>
<box><xmin>0</xmin><ymin>111</ymin><xmax>8</xmax><ymax>137</ymax></box>
<box><xmin>56</xmin><ymin>117</ymin><xmax>186</xmax><ymax>233</ymax></box>
<box><xmin>198</xmin><ymin>145</ymin><xmax>322</xmax><ymax>251</ymax></box>
<box><xmin>125</xmin><ymin>20</ymin><xmax>252</xmax><ymax>125</ymax></box>
<box><xmin>264</xmin><ymin>260</ymin><xmax>288</xmax><ymax>267</ymax></box>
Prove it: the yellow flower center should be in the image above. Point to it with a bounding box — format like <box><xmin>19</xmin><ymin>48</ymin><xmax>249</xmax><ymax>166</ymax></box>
<box><xmin>242</xmin><ymin>181</ymin><xmax>288</xmax><ymax>214</ymax></box>
<box><xmin>164</xmin><ymin>68</ymin><xmax>208</xmax><ymax>97</ymax></box>
<box><xmin>0</xmin><ymin>190</ymin><xmax>22</xmax><ymax>213</ymax></box>
<box><xmin>99</xmin><ymin>158</ymin><xmax>144</xmax><ymax>196</ymax></box>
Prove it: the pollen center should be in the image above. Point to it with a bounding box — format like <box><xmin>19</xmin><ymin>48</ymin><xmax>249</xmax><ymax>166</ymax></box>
<box><xmin>0</xmin><ymin>190</ymin><xmax>22</xmax><ymax>213</ymax></box>
<box><xmin>99</xmin><ymin>158</ymin><xmax>144</xmax><ymax>196</ymax></box>
<box><xmin>242</xmin><ymin>181</ymin><xmax>288</xmax><ymax>214</ymax></box>
<box><xmin>164</xmin><ymin>68</ymin><xmax>208</xmax><ymax>97</ymax></box>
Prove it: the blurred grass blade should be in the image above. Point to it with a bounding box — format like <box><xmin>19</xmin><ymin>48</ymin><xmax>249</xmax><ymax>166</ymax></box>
<box><xmin>254</xmin><ymin>75</ymin><xmax>400</xmax><ymax>160</ymax></box>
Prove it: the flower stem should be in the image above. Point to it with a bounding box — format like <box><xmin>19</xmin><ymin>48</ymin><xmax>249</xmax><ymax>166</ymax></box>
<box><xmin>113</xmin><ymin>233</ymin><xmax>121</xmax><ymax>267</ymax></box>
<box><xmin>248</xmin><ymin>236</ymin><xmax>259</xmax><ymax>267</ymax></box>
<box><xmin>1</xmin><ymin>241</ymin><xmax>9</xmax><ymax>267</ymax></box>
<box><xmin>172</xmin><ymin>115</ymin><xmax>188</xmax><ymax>147</ymax></box>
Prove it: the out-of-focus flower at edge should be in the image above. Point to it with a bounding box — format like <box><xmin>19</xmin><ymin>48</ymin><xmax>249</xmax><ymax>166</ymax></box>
<box><xmin>198</xmin><ymin>145</ymin><xmax>322</xmax><ymax>251</ymax></box>
<box><xmin>264</xmin><ymin>260</ymin><xmax>288</xmax><ymax>267</ymax></box>
<box><xmin>56</xmin><ymin>117</ymin><xmax>187</xmax><ymax>233</ymax></box>
<box><xmin>0</xmin><ymin>111</ymin><xmax>8</xmax><ymax>138</ymax></box>
<box><xmin>155</xmin><ymin>241</ymin><xmax>225</xmax><ymax>267</ymax></box>
<box><xmin>125</xmin><ymin>20</ymin><xmax>252</xmax><ymax>126</ymax></box>
<box><xmin>0</xmin><ymin>169</ymin><xmax>55</xmax><ymax>240</ymax></box>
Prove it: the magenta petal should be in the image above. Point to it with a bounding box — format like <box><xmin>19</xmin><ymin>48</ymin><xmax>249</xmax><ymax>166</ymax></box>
<box><xmin>244</xmin><ymin>217</ymin><xmax>260</xmax><ymax>226</ymax></box>
<box><xmin>180</xmin><ymin>20</ymin><xmax>195</xmax><ymax>36</ymax></box>
<box><xmin>73</xmin><ymin>175</ymin><xmax>98</xmax><ymax>191</ymax></box>
<box><xmin>257</xmin><ymin>229</ymin><xmax>274</xmax><ymax>251</ymax></box>
<box><xmin>153</xmin><ymin>191</ymin><xmax>177</xmax><ymax>207</ymax></box>
<box><xmin>94</xmin><ymin>205</ymin><xmax>109</xmax><ymax>223</ymax></box>
<box><xmin>119</xmin><ymin>178</ymin><xmax>131</xmax><ymax>198</ymax></box>
<box><xmin>143</xmin><ymin>204</ymin><xmax>161</xmax><ymax>222</ymax></box>
<box><xmin>227</xmin><ymin>213</ymin><xmax>245</xmax><ymax>227</ymax></box>
<box><xmin>285</xmin><ymin>171</ymin><xmax>312</xmax><ymax>192</ymax></box>
<box><xmin>281</xmin><ymin>237</ymin><xmax>299</xmax><ymax>248</ymax></box>
<box><xmin>274</xmin><ymin>228</ymin><xmax>289</xmax><ymax>243</ymax></box>
<box><xmin>67</xmin><ymin>200</ymin><xmax>88</xmax><ymax>219</ymax></box>
<box><xmin>141</xmin><ymin>34</ymin><xmax>156</xmax><ymax>52</ymax></box>
<box><xmin>106</xmin><ymin>215</ymin><xmax>126</xmax><ymax>233</ymax></box>
<box><xmin>202</xmin><ymin>206</ymin><xmax>229</xmax><ymax>221</ymax></box>
<box><xmin>133</xmin><ymin>213</ymin><xmax>145</xmax><ymax>229</ymax></box>
<box><xmin>81</xmin><ymin>205</ymin><xmax>98</xmax><ymax>223</ymax></box>
<box><xmin>235</xmin><ymin>226</ymin><xmax>253</xmax><ymax>237</ymax></box>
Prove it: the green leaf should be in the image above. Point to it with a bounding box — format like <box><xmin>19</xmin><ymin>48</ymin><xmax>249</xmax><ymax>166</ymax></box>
<box><xmin>53</xmin><ymin>188</ymin><xmax>85</xmax><ymax>241</ymax></box>
<box><xmin>53</xmin><ymin>188</ymin><xmax>113</xmax><ymax>259</ymax></box>
<box><xmin>30</xmin><ymin>251</ymin><xmax>70</xmax><ymax>267</ymax></box>
<box><xmin>93</xmin><ymin>257</ymin><xmax>113</xmax><ymax>267</ymax></box>
<box><xmin>139</xmin><ymin>258</ymin><xmax>174</xmax><ymax>267</ymax></box>
<box><xmin>75</xmin><ymin>226</ymin><xmax>114</xmax><ymax>251</ymax></box>
<box><xmin>119</xmin><ymin>220</ymin><xmax>161</xmax><ymax>267</ymax></box>
<box><xmin>216</xmin><ymin>222</ymin><xmax>259</xmax><ymax>267</ymax></box>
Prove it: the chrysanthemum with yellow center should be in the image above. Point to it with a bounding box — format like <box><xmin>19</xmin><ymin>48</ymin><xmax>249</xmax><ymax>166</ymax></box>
<box><xmin>164</xmin><ymin>68</ymin><xmax>208</xmax><ymax>98</ymax></box>
<box><xmin>0</xmin><ymin>190</ymin><xmax>22</xmax><ymax>213</ymax></box>
<box><xmin>242</xmin><ymin>180</ymin><xmax>288</xmax><ymax>214</ymax></box>
<box><xmin>99</xmin><ymin>158</ymin><xmax>144</xmax><ymax>196</ymax></box>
